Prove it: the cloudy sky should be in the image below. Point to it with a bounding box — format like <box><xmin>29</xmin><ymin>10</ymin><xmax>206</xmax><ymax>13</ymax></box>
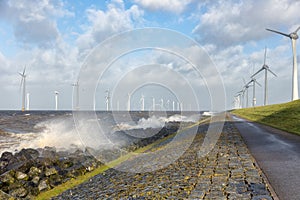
<box><xmin>0</xmin><ymin>0</ymin><xmax>300</xmax><ymax>111</ymax></box>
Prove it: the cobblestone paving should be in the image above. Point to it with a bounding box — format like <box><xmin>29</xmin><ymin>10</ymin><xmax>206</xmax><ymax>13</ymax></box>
<box><xmin>52</xmin><ymin>121</ymin><xmax>273</xmax><ymax>200</ymax></box>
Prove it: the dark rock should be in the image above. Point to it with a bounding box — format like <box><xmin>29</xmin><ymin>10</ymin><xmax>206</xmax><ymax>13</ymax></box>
<box><xmin>15</xmin><ymin>148</ymin><xmax>39</xmax><ymax>161</ymax></box>
<box><xmin>45</xmin><ymin>167</ymin><xmax>58</xmax><ymax>176</ymax></box>
<box><xmin>0</xmin><ymin>190</ymin><xmax>15</xmax><ymax>200</ymax></box>
<box><xmin>9</xmin><ymin>186</ymin><xmax>28</xmax><ymax>198</ymax></box>
<box><xmin>49</xmin><ymin>174</ymin><xmax>62</xmax><ymax>187</ymax></box>
<box><xmin>0</xmin><ymin>171</ymin><xmax>15</xmax><ymax>184</ymax></box>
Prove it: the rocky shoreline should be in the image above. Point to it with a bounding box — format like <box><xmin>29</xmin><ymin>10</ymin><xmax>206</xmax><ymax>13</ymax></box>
<box><xmin>0</xmin><ymin>122</ymin><xmax>181</xmax><ymax>199</ymax></box>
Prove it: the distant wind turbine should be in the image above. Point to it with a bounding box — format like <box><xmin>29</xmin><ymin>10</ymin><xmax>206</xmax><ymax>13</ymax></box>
<box><xmin>160</xmin><ymin>98</ymin><xmax>164</xmax><ymax>110</ymax></box>
<box><xmin>72</xmin><ymin>81</ymin><xmax>79</xmax><ymax>110</ymax></box>
<box><xmin>105</xmin><ymin>89</ymin><xmax>110</xmax><ymax>111</ymax></box>
<box><xmin>166</xmin><ymin>100</ymin><xmax>170</xmax><ymax>110</ymax></box>
<box><xmin>152</xmin><ymin>97</ymin><xmax>155</xmax><ymax>111</ymax></box>
<box><xmin>266</xmin><ymin>26</ymin><xmax>300</xmax><ymax>101</ymax></box>
<box><xmin>172</xmin><ymin>100</ymin><xmax>175</xmax><ymax>111</ymax></box>
<box><xmin>54</xmin><ymin>91</ymin><xmax>59</xmax><ymax>110</ymax></box>
<box><xmin>127</xmin><ymin>93</ymin><xmax>131</xmax><ymax>111</ymax></box>
<box><xmin>140</xmin><ymin>94</ymin><xmax>145</xmax><ymax>111</ymax></box>
<box><xmin>251</xmin><ymin>47</ymin><xmax>277</xmax><ymax>105</ymax></box>
<box><xmin>246</xmin><ymin>78</ymin><xmax>261</xmax><ymax>107</ymax></box>
<box><xmin>19</xmin><ymin>66</ymin><xmax>27</xmax><ymax>112</ymax></box>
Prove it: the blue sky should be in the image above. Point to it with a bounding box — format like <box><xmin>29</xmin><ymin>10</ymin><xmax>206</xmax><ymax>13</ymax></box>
<box><xmin>0</xmin><ymin>0</ymin><xmax>300</xmax><ymax>110</ymax></box>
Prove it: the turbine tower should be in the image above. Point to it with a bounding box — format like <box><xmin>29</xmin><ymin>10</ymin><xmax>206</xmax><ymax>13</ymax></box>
<box><xmin>251</xmin><ymin>47</ymin><xmax>277</xmax><ymax>106</ymax></box>
<box><xmin>127</xmin><ymin>93</ymin><xmax>131</xmax><ymax>111</ymax></box>
<box><xmin>26</xmin><ymin>93</ymin><xmax>30</xmax><ymax>111</ymax></box>
<box><xmin>160</xmin><ymin>98</ymin><xmax>164</xmax><ymax>110</ymax></box>
<box><xmin>152</xmin><ymin>97</ymin><xmax>155</xmax><ymax>111</ymax></box>
<box><xmin>266</xmin><ymin>26</ymin><xmax>300</xmax><ymax>101</ymax></box>
<box><xmin>172</xmin><ymin>100</ymin><xmax>175</xmax><ymax>111</ymax></box>
<box><xmin>72</xmin><ymin>81</ymin><xmax>79</xmax><ymax>110</ymax></box>
<box><xmin>105</xmin><ymin>89</ymin><xmax>110</xmax><ymax>111</ymax></box>
<box><xmin>246</xmin><ymin>78</ymin><xmax>261</xmax><ymax>107</ymax></box>
<box><xmin>140</xmin><ymin>94</ymin><xmax>145</xmax><ymax>111</ymax></box>
<box><xmin>19</xmin><ymin>66</ymin><xmax>27</xmax><ymax>112</ymax></box>
<box><xmin>54</xmin><ymin>91</ymin><xmax>59</xmax><ymax>110</ymax></box>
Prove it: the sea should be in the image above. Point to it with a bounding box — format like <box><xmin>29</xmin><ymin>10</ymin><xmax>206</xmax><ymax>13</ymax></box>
<box><xmin>0</xmin><ymin>111</ymin><xmax>202</xmax><ymax>155</ymax></box>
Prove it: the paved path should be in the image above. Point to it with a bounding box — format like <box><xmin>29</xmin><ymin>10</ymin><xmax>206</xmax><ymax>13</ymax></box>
<box><xmin>52</xmin><ymin>121</ymin><xmax>273</xmax><ymax>199</ymax></box>
<box><xmin>232</xmin><ymin>115</ymin><xmax>300</xmax><ymax>200</ymax></box>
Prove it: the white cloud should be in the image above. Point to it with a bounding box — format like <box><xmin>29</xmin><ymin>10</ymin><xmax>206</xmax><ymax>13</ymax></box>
<box><xmin>0</xmin><ymin>0</ymin><xmax>72</xmax><ymax>46</ymax></box>
<box><xmin>193</xmin><ymin>0</ymin><xmax>300</xmax><ymax>47</ymax></box>
<box><xmin>133</xmin><ymin>0</ymin><xmax>194</xmax><ymax>14</ymax></box>
<box><xmin>76</xmin><ymin>1</ymin><xmax>144</xmax><ymax>58</ymax></box>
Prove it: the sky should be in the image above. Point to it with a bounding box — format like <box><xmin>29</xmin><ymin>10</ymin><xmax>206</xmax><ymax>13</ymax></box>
<box><xmin>0</xmin><ymin>0</ymin><xmax>300</xmax><ymax>111</ymax></box>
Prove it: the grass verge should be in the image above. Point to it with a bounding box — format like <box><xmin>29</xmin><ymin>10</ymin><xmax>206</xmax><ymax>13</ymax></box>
<box><xmin>231</xmin><ymin>99</ymin><xmax>300</xmax><ymax>135</ymax></box>
<box><xmin>35</xmin><ymin>117</ymin><xmax>209</xmax><ymax>200</ymax></box>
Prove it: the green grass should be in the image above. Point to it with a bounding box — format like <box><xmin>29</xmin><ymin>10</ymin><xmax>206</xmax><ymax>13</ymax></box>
<box><xmin>232</xmin><ymin>99</ymin><xmax>300</xmax><ymax>135</ymax></box>
<box><xmin>35</xmin><ymin>118</ymin><xmax>209</xmax><ymax>200</ymax></box>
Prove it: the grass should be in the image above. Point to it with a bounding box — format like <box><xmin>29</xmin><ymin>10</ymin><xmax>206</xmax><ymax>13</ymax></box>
<box><xmin>35</xmin><ymin>117</ymin><xmax>210</xmax><ymax>200</ymax></box>
<box><xmin>231</xmin><ymin>99</ymin><xmax>300</xmax><ymax>135</ymax></box>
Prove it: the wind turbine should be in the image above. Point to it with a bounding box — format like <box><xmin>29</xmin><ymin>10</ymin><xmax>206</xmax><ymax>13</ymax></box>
<box><xmin>54</xmin><ymin>91</ymin><xmax>59</xmax><ymax>110</ymax></box>
<box><xmin>234</xmin><ymin>92</ymin><xmax>242</xmax><ymax>109</ymax></box>
<box><xmin>19</xmin><ymin>66</ymin><xmax>26</xmax><ymax>112</ymax></box>
<box><xmin>140</xmin><ymin>94</ymin><xmax>145</xmax><ymax>111</ymax></box>
<box><xmin>246</xmin><ymin>78</ymin><xmax>261</xmax><ymax>107</ymax></box>
<box><xmin>266</xmin><ymin>26</ymin><xmax>300</xmax><ymax>101</ymax></box>
<box><xmin>160</xmin><ymin>98</ymin><xmax>164</xmax><ymax>110</ymax></box>
<box><xmin>152</xmin><ymin>97</ymin><xmax>155</xmax><ymax>111</ymax></box>
<box><xmin>105</xmin><ymin>89</ymin><xmax>110</xmax><ymax>111</ymax></box>
<box><xmin>251</xmin><ymin>47</ymin><xmax>277</xmax><ymax>105</ymax></box>
<box><xmin>127</xmin><ymin>93</ymin><xmax>131</xmax><ymax>111</ymax></box>
<box><xmin>172</xmin><ymin>100</ymin><xmax>175</xmax><ymax>111</ymax></box>
<box><xmin>26</xmin><ymin>93</ymin><xmax>30</xmax><ymax>111</ymax></box>
<box><xmin>72</xmin><ymin>81</ymin><xmax>79</xmax><ymax>110</ymax></box>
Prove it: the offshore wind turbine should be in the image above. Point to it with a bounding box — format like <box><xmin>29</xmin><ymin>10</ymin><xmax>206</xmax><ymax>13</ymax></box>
<box><xmin>72</xmin><ymin>81</ymin><xmax>79</xmax><ymax>110</ymax></box>
<box><xmin>105</xmin><ymin>89</ymin><xmax>110</xmax><ymax>111</ymax></box>
<box><xmin>19</xmin><ymin>66</ymin><xmax>26</xmax><ymax>112</ymax></box>
<box><xmin>166</xmin><ymin>100</ymin><xmax>170</xmax><ymax>110</ymax></box>
<box><xmin>251</xmin><ymin>47</ymin><xmax>277</xmax><ymax>105</ymax></box>
<box><xmin>246</xmin><ymin>78</ymin><xmax>261</xmax><ymax>107</ymax></box>
<box><xmin>266</xmin><ymin>26</ymin><xmax>300</xmax><ymax>101</ymax></box>
<box><xmin>160</xmin><ymin>98</ymin><xmax>164</xmax><ymax>110</ymax></box>
<box><xmin>140</xmin><ymin>94</ymin><xmax>145</xmax><ymax>111</ymax></box>
<box><xmin>172</xmin><ymin>100</ymin><xmax>175</xmax><ymax>111</ymax></box>
<box><xmin>54</xmin><ymin>91</ymin><xmax>59</xmax><ymax>110</ymax></box>
<box><xmin>152</xmin><ymin>97</ymin><xmax>155</xmax><ymax>111</ymax></box>
<box><xmin>127</xmin><ymin>93</ymin><xmax>131</xmax><ymax>111</ymax></box>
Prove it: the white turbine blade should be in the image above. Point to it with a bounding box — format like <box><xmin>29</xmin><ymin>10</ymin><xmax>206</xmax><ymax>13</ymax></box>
<box><xmin>22</xmin><ymin>65</ymin><xmax>26</xmax><ymax>76</ymax></box>
<box><xmin>251</xmin><ymin>68</ymin><xmax>264</xmax><ymax>78</ymax></box>
<box><xmin>266</xmin><ymin>28</ymin><xmax>290</xmax><ymax>37</ymax></box>
<box><xmin>255</xmin><ymin>79</ymin><xmax>262</xmax><ymax>87</ymax></box>
<box><xmin>267</xmin><ymin>68</ymin><xmax>278</xmax><ymax>77</ymax></box>
<box><xmin>294</xmin><ymin>26</ymin><xmax>300</xmax><ymax>33</ymax></box>
<box><xmin>18</xmin><ymin>72</ymin><xmax>24</xmax><ymax>77</ymax></box>
<box><xmin>242</xmin><ymin>78</ymin><xmax>246</xmax><ymax>84</ymax></box>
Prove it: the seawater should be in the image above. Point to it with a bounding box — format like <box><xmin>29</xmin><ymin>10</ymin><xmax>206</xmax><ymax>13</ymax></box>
<box><xmin>0</xmin><ymin>111</ymin><xmax>202</xmax><ymax>155</ymax></box>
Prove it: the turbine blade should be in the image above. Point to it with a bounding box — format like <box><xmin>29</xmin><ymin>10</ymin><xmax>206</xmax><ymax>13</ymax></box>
<box><xmin>255</xmin><ymin>79</ymin><xmax>262</xmax><ymax>87</ymax></box>
<box><xmin>19</xmin><ymin>77</ymin><xmax>24</xmax><ymax>91</ymax></box>
<box><xmin>294</xmin><ymin>26</ymin><xmax>300</xmax><ymax>33</ymax></box>
<box><xmin>251</xmin><ymin>68</ymin><xmax>264</xmax><ymax>78</ymax></box>
<box><xmin>242</xmin><ymin>78</ymin><xmax>246</xmax><ymax>84</ymax></box>
<box><xmin>267</xmin><ymin>68</ymin><xmax>277</xmax><ymax>77</ymax></box>
<box><xmin>22</xmin><ymin>65</ymin><xmax>26</xmax><ymax>75</ymax></box>
<box><xmin>266</xmin><ymin>28</ymin><xmax>290</xmax><ymax>37</ymax></box>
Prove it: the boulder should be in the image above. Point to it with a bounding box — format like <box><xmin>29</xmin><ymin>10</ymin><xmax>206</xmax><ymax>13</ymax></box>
<box><xmin>38</xmin><ymin>179</ymin><xmax>50</xmax><ymax>192</ymax></box>
<box><xmin>9</xmin><ymin>186</ymin><xmax>28</xmax><ymax>198</ymax></box>
<box><xmin>15</xmin><ymin>171</ymin><xmax>28</xmax><ymax>181</ymax></box>
<box><xmin>45</xmin><ymin>167</ymin><xmax>58</xmax><ymax>176</ymax></box>
<box><xmin>28</xmin><ymin>166</ymin><xmax>42</xmax><ymax>177</ymax></box>
<box><xmin>0</xmin><ymin>171</ymin><xmax>15</xmax><ymax>184</ymax></box>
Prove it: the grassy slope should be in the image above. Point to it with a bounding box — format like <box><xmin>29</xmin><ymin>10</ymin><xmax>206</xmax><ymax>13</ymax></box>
<box><xmin>232</xmin><ymin>99</ymin><xmax>300</xmax><ymax>135</ymax></box>
<box><xmin>35</xmin><ymin>118</ymin><xmax>210</xmax><ymax>200</ymax></box>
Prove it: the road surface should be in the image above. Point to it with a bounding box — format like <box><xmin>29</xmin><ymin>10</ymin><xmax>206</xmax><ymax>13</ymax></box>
<box><xmin>232</xmin><ymin>115</ymin><xmax>300</xmax><ymax>200</ymax></box>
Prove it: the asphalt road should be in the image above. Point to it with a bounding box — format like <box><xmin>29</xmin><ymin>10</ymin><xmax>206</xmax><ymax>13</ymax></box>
<box><xmin>232</xmin><ymin>115</ymin><xmax>300</xmax><ymax>200</ymax></box>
